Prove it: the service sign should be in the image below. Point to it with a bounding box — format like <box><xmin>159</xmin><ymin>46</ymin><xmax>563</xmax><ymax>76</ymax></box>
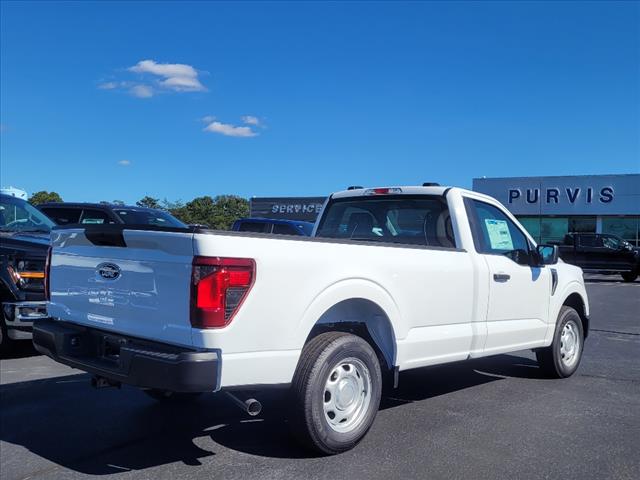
<box><xmin>250</xmin><ymin>197</ymin><xmax>327</xmax><ymax>221</ymax></box>
<box><xmin>472</xmin><ymin>174</ymin><xmax>640</xmax><ymax>216</ymax></box>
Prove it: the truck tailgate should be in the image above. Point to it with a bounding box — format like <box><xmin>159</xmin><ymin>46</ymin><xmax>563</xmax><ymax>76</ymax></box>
<box><xmin>47</xmin><ymin>227</ymin><xmax>195</xmax><ymax>347</ymax></box>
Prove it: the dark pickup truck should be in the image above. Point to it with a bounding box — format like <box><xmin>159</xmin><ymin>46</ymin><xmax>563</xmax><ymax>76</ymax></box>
<box><xmin>557</xmin><ymin>233</ymin><xmax>639</xmax><ymax>282</ymax></box>
<box><xmin>0</xmin><ymin>194</ymin><xmax>52</xmax><ymax>352</ymax></box>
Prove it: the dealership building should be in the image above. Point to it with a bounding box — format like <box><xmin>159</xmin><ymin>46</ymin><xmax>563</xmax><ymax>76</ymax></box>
<box><xmin>250</xmin><ymin>174</ymin><xmax>640</xmax><ymax>246</ymax></box>
<box><xmin>473</xmin><ymin>174</ymin><xmax>640</xmax><ymax>246</ymax></box>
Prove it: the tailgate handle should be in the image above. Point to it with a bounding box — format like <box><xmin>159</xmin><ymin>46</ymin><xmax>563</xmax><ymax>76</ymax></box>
<box><xmin>493</xmin><ymin>273</ymin><xmax>511</xmax><ymax>282</ymax></box>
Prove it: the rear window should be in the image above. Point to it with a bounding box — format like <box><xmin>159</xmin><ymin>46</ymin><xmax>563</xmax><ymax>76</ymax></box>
<box><xmin>113</xmin><ymin>209</ymin><xmax>186</xmax><ymax>228</ymax></box>
<box><xmin>40</xmin><ymin>207</ymin><xmax>82</xmax><ymax>225</ymax></box>
<box><xmin>315</xmin><ymin>195</ymin><xmax>456</xmax><ymax>248</ymax></box>
<box><xmin>272</xmin><ymin>223</ymin><xmax>300</xmax><ymax>235</ymax></box>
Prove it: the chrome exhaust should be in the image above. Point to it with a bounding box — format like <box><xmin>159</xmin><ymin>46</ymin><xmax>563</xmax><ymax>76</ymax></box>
<box><xmin>225</xmin><ymin>391</ymin><xmax>262</xmax><ymax>416</ymax></box>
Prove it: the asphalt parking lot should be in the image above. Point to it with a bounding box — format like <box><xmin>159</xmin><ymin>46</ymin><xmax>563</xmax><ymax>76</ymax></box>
<box><xmin>1</xmin><ymin>275</ymin><xmax>638</xmax><ymax>480</ymax></box>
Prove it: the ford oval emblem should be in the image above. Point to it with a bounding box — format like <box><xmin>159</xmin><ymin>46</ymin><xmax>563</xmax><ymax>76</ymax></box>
<box><xmin>97</xmin><ymin>263</ymin><xmax>121</xmax><ymax>280</ymax></box>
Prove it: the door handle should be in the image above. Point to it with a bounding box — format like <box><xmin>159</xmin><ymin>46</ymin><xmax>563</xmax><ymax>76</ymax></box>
<box><xmin>493</xmin><ymin>273</ymin><xmax>511</xmax><ymax>282</ymax></box>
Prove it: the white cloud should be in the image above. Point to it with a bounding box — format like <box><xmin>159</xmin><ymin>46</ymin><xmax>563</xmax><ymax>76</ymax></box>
<box><xmin>130</xmin><ymin>85</ymin><xmax>154</xmax><ymax>98</ymax></box>
<box><xmin>117</xmin><ymin>159</ymin><xmax>132</xmax><ymax>166</ymax></box>
<box><xmin>98</xmin><ymin>81</ymin><xmax>118</xmax><ymax>90</ymax></box>
<box><xmin>241</xmin><ymin>115</ymin><xmax>260</xmax><ymax>126</ymax></box>
<box><xmin>129</xmin><ymin>59</ymin><xmax>206</xmax><ymax>92</ymax></box>
<box><xmin>201</xmin><ymin>115</ymin><xmax>216</xmax><ymax>124</ymax></box>
<box><xmin>98</xmin><ymin>59</ymin><xmax>207</xmax><ymax>98</ymax></box>
<box><xmin>203</xmin><ymin>120</ymin><xmax>258</xmax><ymax>138</ymax></box>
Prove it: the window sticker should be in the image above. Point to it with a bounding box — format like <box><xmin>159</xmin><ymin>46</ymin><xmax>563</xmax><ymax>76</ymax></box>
<box><xmin>484</xmin><ymin>219</ymin><xmax>513</xmax><ymax>250</ymax></box>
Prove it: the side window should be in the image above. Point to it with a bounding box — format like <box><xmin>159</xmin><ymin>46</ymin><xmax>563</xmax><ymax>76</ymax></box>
<box><xmin>238</xmin><ymin>222</ymin><xmax>270</xmax><ymax>233</ymax></box>
<box><xmin>272</xmin><ymin>223</ymin><xmax>299</xmax><ymax>235</ymax></box>
<box><xmin>39</xmin><ymin>207</ymin><xmax>82</xmax><ymax>225</ymax></box>
<box><xmin>579</xmin><ymin>235</ymin><xmax>603</xmax><ymax>247</ymax></box>
<box><xmin>80</xmin><ymin>209</ymin><xmax>113</xmax><ymax>224</ymax></box>
<box><xmin>465</xmin><ymin>199</ymin><xmax>529</xmax><ymax>258</ymax></box>
<box><xmin>601</xmin><ymin>235</ymin><xmax>621</xmax><ymax>250</ymax></box>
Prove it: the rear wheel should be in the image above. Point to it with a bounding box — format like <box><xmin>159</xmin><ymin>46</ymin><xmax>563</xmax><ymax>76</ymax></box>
<box><xmin>143</xmin><ymin>389</ymin><xmax>202</xmax><ymax>402</ymax></box>
<box><xmin>621</xmin><ymin>271</ymin><xmax>638</xmax><ymax>282</ymax></box>
<box><xmin>536</xmin><ymin>306</ymin><xmax>584</xmax><ymax>378</ymax></box>
<box><xmin>289</xmin><ymin>331</ymin><xmax>382</xmax><ymax>455</ymax></box>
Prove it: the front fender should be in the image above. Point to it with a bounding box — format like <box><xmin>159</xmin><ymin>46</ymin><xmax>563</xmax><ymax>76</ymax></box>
<box><xmin>545</xmin><ymin>280</ymin><xmax>589</xmax><ymax>344</ymax></box>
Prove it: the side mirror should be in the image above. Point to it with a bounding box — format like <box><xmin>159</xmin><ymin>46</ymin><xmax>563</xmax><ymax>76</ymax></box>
<box><xmin>536</xmin><ymin>244</ymin><xmax>558</xmax><ymax>266</ymax></box>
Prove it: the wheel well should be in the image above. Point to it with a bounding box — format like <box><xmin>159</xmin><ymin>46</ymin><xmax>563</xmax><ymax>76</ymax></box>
<box><xmin>563</xmin><ymin>293</ymin><xmax>589</xmax><ymax>338</ymax></box>
<box><xmin>305</xmin><ymin>298</ymin><xmax>396</xmax><ymax>372</ymax></box>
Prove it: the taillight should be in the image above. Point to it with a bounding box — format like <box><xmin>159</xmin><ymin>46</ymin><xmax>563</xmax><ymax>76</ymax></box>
<box><xmin>190</xmin><ymin>256</ymin><xmax>255</xmax><ymax>329</ymax></box>
<box><xmin>44</xmin><ymin>247</ymin><xmax>52</xmax><ymax>301</ymax></box>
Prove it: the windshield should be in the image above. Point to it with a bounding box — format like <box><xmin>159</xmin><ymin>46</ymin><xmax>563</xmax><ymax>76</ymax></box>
<box><xmin>0</xmin><ymin>196</ymin><xmax>56</xmax><ymax>233</ymax></box>
<box><xmin>315</xmin><ymin>195</ymin><xmax>456</xmax><ymax>248</ymax></box>
<box><xmin>113</xmin><ymin>208</ymin><xmax>187</xmax><ymax>228</ymax></box>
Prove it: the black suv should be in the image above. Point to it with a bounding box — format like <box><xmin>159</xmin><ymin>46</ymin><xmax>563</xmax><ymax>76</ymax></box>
<box><xmin>38</xmin><ymin>202</ymin><xmax>186</xmax><ymax>228</ymax></box>
<box><xmin>0</xmin><ymin>194</ymin><xmax>53</xmax><ymax>352</ymax></box>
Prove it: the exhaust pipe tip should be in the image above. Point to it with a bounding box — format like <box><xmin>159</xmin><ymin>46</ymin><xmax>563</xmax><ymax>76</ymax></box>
<box><xmin>245</xmin><ymin>398</ymin><xmax>262</xmax><ymax>416</ymax></box>
<box><xmin>225</xmin><ymin>391</ymin><xmax>262</xmax><ymax>416</ymax></box>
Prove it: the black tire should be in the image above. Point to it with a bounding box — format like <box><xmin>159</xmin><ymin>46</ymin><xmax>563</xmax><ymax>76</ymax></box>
<box><xmin>536</xmin><ymin>306</ymin><xmax>584</xmax><ymax>378</ymax></box>
<box><xmin>621</xmin><ymin>271</ymin><xmax>638</xmax><ymax>282</ymax></box>
<box><xmin>289</xmin><ymin>331</ymin><xmax>382</xmax><ymax>455</ymax></box>
<box><xmin>143</xmin><ymin>389</ymin><xmax>203</xmax><ymax>402</ymax></box>
<box><xmin>0</xmin><ymin>307</ymin><xmax>15</xmax><ymax>355</ymax></box>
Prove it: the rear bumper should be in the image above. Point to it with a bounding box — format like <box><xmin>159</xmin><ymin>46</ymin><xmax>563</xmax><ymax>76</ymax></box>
<box><xmin>2</xmin><ymin>301</ymin><xmax>49</xmax><ymax>340</ymax></box>
<box><xmin>33</xmin><ymin>319</ymin><xmax>220</xmax><ymax>393</ymax></box>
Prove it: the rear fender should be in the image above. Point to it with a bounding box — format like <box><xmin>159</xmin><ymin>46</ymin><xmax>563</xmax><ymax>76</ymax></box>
<box><xmin>295</xmin><ymin>278</ymin><xmax>403</xmax><ymax>368</ymax></box>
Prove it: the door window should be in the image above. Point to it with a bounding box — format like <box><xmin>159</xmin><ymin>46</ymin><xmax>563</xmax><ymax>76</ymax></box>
<box><xmin>578</xmin><ymin>235</ymin><xmax>603</xmax><ymax>247</ymax></box>
<box><xmin>601</xmin><ymin>235</ymin><xmax>624</xmax><ymax>250</ymax></box>
<box><xmin>465</xmin><ymin>199</ymin><xmax>530</xmax><ymax>261</ymax></box>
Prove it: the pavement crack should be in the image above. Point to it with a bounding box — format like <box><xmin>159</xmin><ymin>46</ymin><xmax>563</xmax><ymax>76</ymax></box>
<box><xmin>590</xmin><ymin>328</ymin><xmax>640</xmax><ymax>337</ymax></box>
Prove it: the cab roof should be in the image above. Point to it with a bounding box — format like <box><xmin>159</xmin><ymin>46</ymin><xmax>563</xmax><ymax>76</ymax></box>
<box><xmin>330</xmin><ymin>185</ymin><xmax>464</xmax><ymax>199</ymax></box>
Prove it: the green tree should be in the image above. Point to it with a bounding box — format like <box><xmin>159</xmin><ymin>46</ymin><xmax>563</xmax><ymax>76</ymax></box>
<box><xmin>136</xmin><ymin>196</ymin><xmax>161</xmax><ymax>209</ymax></box>
<box><xmin>112</xmin><ymin>200</ymin><xmax>125</xmax><ymax>206</ymax></box>
<box><xmin>165</xmin><ymin>195</ymin><xmax>249</xmax><ymax>229</ymax></box>
<box><xmin>28</xmin><ymin>191</ymin><xmax>63</xmax><ymax>205</ymax></box>
<box><xmin>210</xmin><ymin>195</ymin><xmax>250</xmax><ymax>229</ymax></box>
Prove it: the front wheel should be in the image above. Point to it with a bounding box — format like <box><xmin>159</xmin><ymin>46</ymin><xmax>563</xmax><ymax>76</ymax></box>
<box><xmin>621</xmin><ymin>271</ymin><xmax>638</xmax><ymax>282</ymax></box>
<box><xmin>289</xmin><ymin>332</ymin><xmax>382</xmax><ymax>455</ymax></box>
<box><xmin>536</xmin><ymin>306</ymin><xmax>584</xmax><ymax>378</ymax></box>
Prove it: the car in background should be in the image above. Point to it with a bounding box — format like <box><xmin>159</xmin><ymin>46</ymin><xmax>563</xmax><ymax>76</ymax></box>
<box><xmin>0</xmin><ymin>193</ymin><xmax>52</xmax><ymax>352</ymax></box>
<box><xmin>556</xmin><ymin>233</ymin><xmax>639</xmax><ymax>282</ymax></box>
<box><xmin>38</xmin><ymin>202</ymin><xmax>187</xmax><ymax>228</ymax></box>
<box><xmin>232</xmin><ymin>217</ymin><xmax>314</xmax><ymax>236</ymax></box>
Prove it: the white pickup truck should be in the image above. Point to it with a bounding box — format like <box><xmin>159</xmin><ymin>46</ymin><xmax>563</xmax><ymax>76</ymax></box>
<box><xmin>35</xmin><ymin>185</ymin><xmax>589</xmax><ymax>454</ymax></box>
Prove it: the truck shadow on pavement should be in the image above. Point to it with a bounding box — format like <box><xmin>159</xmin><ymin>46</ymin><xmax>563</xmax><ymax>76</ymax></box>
<box><xmin>0</xmin><ymin>354</ymin><xmax>543</xmax><ymax>475</ymax></box>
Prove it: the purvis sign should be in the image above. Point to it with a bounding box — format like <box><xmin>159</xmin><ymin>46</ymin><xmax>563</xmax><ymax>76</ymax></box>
<box><xmin>472</xmin><ymin>174</ymin><xmax>640</xmax><ymax>216</ymax></box>
<box><xmin>507</xmin><ymin>186</ymin><xmax>614</xmax><ymax>205</ymax></box>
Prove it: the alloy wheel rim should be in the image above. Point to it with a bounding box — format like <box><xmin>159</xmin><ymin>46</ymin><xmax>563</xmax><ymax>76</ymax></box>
<box><xmin>560</xmin><ymin>320</ymin><xmax>581</xmax><ymax>368</ymax></box>
<box><xmin>323</xmin><ymin>358</ymin><xmax>372</xmax><ymax>433</ymax></box>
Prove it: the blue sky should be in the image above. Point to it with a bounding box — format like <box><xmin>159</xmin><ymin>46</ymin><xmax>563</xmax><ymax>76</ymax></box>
<box><xmin>1</xmin><ymin>1</ymin><xmax>638</xmax><ymax>204</ymax></box>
